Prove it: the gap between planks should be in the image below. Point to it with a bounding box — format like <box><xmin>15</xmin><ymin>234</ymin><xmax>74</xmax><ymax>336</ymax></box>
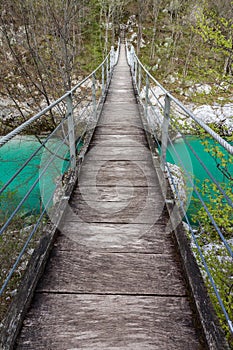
<box><xmin>34</xmin><ymin>291</ymin><xmax>189</xmax><ymax>298</ymax></box>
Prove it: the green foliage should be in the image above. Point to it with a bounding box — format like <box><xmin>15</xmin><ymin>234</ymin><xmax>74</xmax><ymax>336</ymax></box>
<box><xmin>194</xmin><ymin>4</ymin><xmax>233</xmax><ymax>77</ymax></box>
<box><xmin>202</xmin><ymin>140</ymin><xmax>233</xmax><ymax>179</ymax></box>
<box><xmin>0</xmin><ymin>181</ymin><xmax>18</xmax><ymax>224</ymax></box>
<box><xmin>192</xmin><ymin>181</ymin><xmax>233</xmax><ymax>241</ymax></box>
<box><xmin>196</xmin><ymin>10</ymin><xmax>233</xmax><ymax>54</ymax></box>
<box><xmin>126</xmin><ymin>0</ymin><xmax>233</xmax><ymax>105</ymax></box>
<box><xmin>194</xmin><ymin>243</ymin><xmax>233</xmax><ymax>347</ymax></box>
<box><xmin>0</xmin><ymin>220</ymin><xmax>39</xmax><ymax>322</ymax></box>
<box><xmin>0</xmin><ymin>180</ymin><xmax>43</xmax><ymax>321</ymax></box>
<box><xmin>191</xmin><ymin>137</ymin><xmax>233</xmax><ymax>346</ymax></box>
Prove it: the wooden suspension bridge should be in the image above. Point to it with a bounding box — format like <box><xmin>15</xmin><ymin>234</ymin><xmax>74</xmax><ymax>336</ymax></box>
<box><xmin>0</xmin><ymin>44</ymin><xmax>230</xmax><ymax>350</ymax></box>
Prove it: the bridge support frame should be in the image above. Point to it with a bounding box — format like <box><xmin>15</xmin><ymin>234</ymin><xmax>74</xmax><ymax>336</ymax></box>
<box><xmin>138</xmin><ymin>64</ymin><xmax>142</xmax><ymax>92</ymax></box>
<box><xmin>110</xmin><ymin>46</ymin><xmax>115</xmax><ymax>72</ymax></box>
<box><xmin>66</xmin><ymin>92</ymin><xmax>76</xmax><ymax>170</ymax></box>
<box><xmin>145</xmin><ymin>73</ymin><xmax>149</xmax><ymax>121</ymax></box>
<box><xmin>102</xmin><ymin>64</ymin><xmax>105</xmax><ymax>97</ymax></box>
<box><xmin>92</xmin><ymin>73</ymin><xmax>97</xmax><ymax>120</ymax></box>
<box><xmin>161</xmin><ymin>94</ymin><xmax>170</xmax><ymax>172</ymax></box>
<box><xmin>106</xmin><ymin>56</ymin><xmax>110</xmax><ymax>84</ymax></box>
<box><xmin>130</xmin><ymin>45</ymin><xmax>135</xmax><ymax>73</ymax></box>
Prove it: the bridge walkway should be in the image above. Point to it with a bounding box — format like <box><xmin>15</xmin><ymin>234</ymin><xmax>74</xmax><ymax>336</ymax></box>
<box><xmin>15</xmin><ymin>45</ymin><xmax>206</xmax><ymax>349</ymax></box>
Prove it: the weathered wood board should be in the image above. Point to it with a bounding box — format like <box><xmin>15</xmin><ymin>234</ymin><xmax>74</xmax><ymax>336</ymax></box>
<box><xmin>36</xmin><ymin>249</ymin><xmax>186</xmax><ymax>295</ymax></box>
<box><xmin>54</xmin><ymin>223</ymin><xmax>174</xmax><ymax>254</ymax></box>
<box><xmin>83</xmin><ymin>145</ymin><xmax>152</xmax><ymax>161</ymax></box>
<box><xmin>16</xmin><ymin>294</ymin><xmax>203</xmax><ymax>350</ymax></box>
<box><xmin>91</xmin><ymin>133</ymin><xmax>148</xmax><ymax>146</ymax></box>
<box><xmin>77</xmin><ymin>160</ymin><xmax>160</xmax><ymax>187</ymax></box>
<box><xmin>94</xmin><ymin>124</ymin><xmax>145</xmax><ymax>135</ymax></box>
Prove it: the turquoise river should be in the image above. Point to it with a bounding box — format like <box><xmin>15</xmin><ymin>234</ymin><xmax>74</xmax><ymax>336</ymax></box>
<box><xmin>0</xmin><ymin>135</ymin><xmax>232</xmax><ymax>221</ymax></box>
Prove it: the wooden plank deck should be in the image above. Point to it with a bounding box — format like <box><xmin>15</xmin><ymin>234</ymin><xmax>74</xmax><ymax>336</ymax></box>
<box><xmin>15</xmin><ymin>45</ymin><xmax>206</xmax><ymax>349</ymax></box>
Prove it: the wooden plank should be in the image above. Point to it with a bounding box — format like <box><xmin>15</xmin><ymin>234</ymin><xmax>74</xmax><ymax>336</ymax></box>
<box><xmin>71</xmin><ymin>197</ymin><xmax>164</xmax><ymax>212</ymax></box>
<box><xmin>79</xmin><ymin>159</ymin><xmax>156</xmax><ymax>173</ymax></box>
<box><xmin>83</xmin><ymin>146</ymin><xmax>152</xmax><ymax>161</ymax></box>
<box><xmin>70</xmin><ymin>186</ymin><xmax>164</xmax><ymax>206</ymax></box>
<box><xmin>107</xmin><ymin>87</ymin><xmax>135</xmax><ymax>94</ymax></box>
<box><xmin>65</xmin><ymin>208</ymin><xmax>165</xmax><ymax>225</ymax></box>
<box><xmin>99</xmin><ymin>116</ymin><xmax>142</xmax><ymax>126</ymax></box>
<box><xmin>71</xmin><ymin>185</ymin><xmax>164</xmax><ymax>204</ymax></box>
<box><xmin>54</xmin><ymin>223</ymin><xmax>173</xmax><ymax>253</ymax></box>
<box><xmin>91</xmin><ymin>134</ymin><xmax>147</xmax><ymax>146</ymax></box>
<box><xmin>99</xmin><ymin>118</ymin><xmax>142</xmax><ymax>127</ymax></box>
<box><xmin>72</xmin><ymin>185</ymin><xmax>155</xmax><ymax>201</ymax></box>
<box><xmin>36</xmin><ymin>249</ymin><xmax>186</xmax><ymax>295</ymax></box>
<box><xmin>67</xmin><ymin>189</ymin><xmax>166</xmax><ymax>224</ymax></box>
<box><xmin>109</xmin><ymin>85</ymin><xmax>134</xmax><ymax>91</ymax></box>
<box><xmin>97</xmin><ymin>119</ymin><xmax>139</xmax><ymax>127</ymax></box>
<box><xmin>73</xmin><ymin>193</ymin><xmax>163</xmax><ymax>212</ymax></box>
<box><xmin>77</xmin><ymin>160</ymin><xmax>160</xmax><ymax>187</ymax></box>
<box><xmin>103</xmin><ymin>100</ymin><xmax>138</xmax><ymax>106</ymax></box>
<box><xmin>94</xmin><ymin>125</ymin><xmax>145</xmax><ymax>135</ymax></box>
<box><xmin>16</xmin><ymin>294</ymin><xmax>203</xmax><ymax>350</ymax></box>
<box><xmin>106</xmin><ymin>92</ymin><xmax>134</xmax><ymax>100</ymax></box>
<box><xmin>98</xmin><ymin>107</ymin><xmax>141</xmax><ymax>120</ymax></box>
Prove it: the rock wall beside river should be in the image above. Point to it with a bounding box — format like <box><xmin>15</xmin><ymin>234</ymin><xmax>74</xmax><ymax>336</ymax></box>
<box><xmin>140</xmin><ymin>85</ymin><xmax>233</xmax><ymax>140</ymax></box>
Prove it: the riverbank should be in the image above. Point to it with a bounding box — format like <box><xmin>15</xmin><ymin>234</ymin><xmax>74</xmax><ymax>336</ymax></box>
<box><xmin>141</xmin><ymin>85</ymin><xmax>233</xmax><ymax>139</ymax></box>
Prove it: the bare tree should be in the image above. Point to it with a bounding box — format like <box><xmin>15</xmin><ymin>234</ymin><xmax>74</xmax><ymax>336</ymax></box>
<box><xmin>0</xmin><ymin>0</ymin><xmax>90</xmax><ymax>129</ymax></box>
<box><xmin>98</xmin><ymin>0</ymin><xmax>127</xmax><ymax>54</ymax></box>
<box><xmin>150</xmin><ymin>0</ymin><xmax>162</xmax><ymax>60</ymax></box>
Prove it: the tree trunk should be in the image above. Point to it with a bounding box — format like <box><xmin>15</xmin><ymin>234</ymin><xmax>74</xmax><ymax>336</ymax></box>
<box><xmin>224</xmin><ymin>55</ymin><xmax>232</xmax><ymax>75</ymax></box>
<box><xmin>150</xmin><ymin>0</ymin><xmax>161</xmax><ymax>60</ymax></box>
<box><xmin>137</xmin><ymin>0</ymin><xmax>143</xmax><ymax>55</ymax></box>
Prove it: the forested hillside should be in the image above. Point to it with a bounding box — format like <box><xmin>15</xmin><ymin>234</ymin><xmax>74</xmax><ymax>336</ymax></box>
<box><xmin>125</xmin><ymin>0</ymin><xmax>233</xmax><ymax>103</ymax></box>
<box><xmin>0</xmin><ymin>0</ymin><xmax>232</xmax><ymax>131</ymax></box>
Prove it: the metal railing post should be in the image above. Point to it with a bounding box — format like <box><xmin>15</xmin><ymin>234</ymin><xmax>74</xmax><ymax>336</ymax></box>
<box><xmin>92</xmin><ymin>73</ymin><xmax>97</xmax><ymax>120</ymax></box>
<box><xmin>66</xmin><ymin>92</ymin><xmax>76</xmax><ymax>170</ymax></box>
<box><xmin>102</xmin><ymin>64</ymin><xmax>105</xmax><ymax>97</ymax></box>
<box><xmin>106</xmin><ymin>56</ymin><xmax>109</xmax><ymax>84</ymax></box>
<box><xmin>125</xmin><ymin>40</ymin><xmax>129</xmax><ymax>63</ymax></box>
<box><xmin>130</xmin><ymin>45</ymin><xmax>135</xmax><ymax>73</ymax></box>
<box><xmin>110</xmin><ymin>46</ymin><xmax>115</xmax><ymax>73</ymax></box>
<box><xmin>135</xmin><ymin>58</ymin><xmax>138</xmax><ymax>86</ymax></box>
<box><xmin>115</xmin><ymin>38</ymin><xmax>120</xmax><ymax>64</ymax></box>
<box><xmin>145</xmin><ymin>73</ymin><xmax>149</xmax><ymax>120</ymax></box>
<box><xmin>138</xmin><ymin>64</ymin><xmax>142</xmax><ymax>93</ymax></box>
<box><xmin>161</xmin><ymin>94</ymin><xmax>171</xmax><ymax>172</ymax></box>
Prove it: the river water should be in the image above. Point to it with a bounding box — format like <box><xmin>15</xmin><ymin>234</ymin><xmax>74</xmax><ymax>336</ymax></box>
<box><xmin>0</xmin><ymin>135</ymin><xmax>232</xmax><ymax>221</ymax></box>
<box><xmin>0</xmin><ymin>136</ymin><xmax>69</xmax><ymax>218</ymax></box>
<box><xmin>167</xmin><ymin>135</ymin><xmax>233</xmax><ymax>220</ymax></box>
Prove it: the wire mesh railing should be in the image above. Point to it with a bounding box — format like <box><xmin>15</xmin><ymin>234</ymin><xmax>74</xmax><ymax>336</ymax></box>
<box><xmin>0</xmin><ymin>42</ymin><xmax>120</xmax><ymax>314</ymax></box>
<box><xmin>126</xmin><ymin>42</ymin><xmax>233</xmax><ymax>339</ymax></box>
